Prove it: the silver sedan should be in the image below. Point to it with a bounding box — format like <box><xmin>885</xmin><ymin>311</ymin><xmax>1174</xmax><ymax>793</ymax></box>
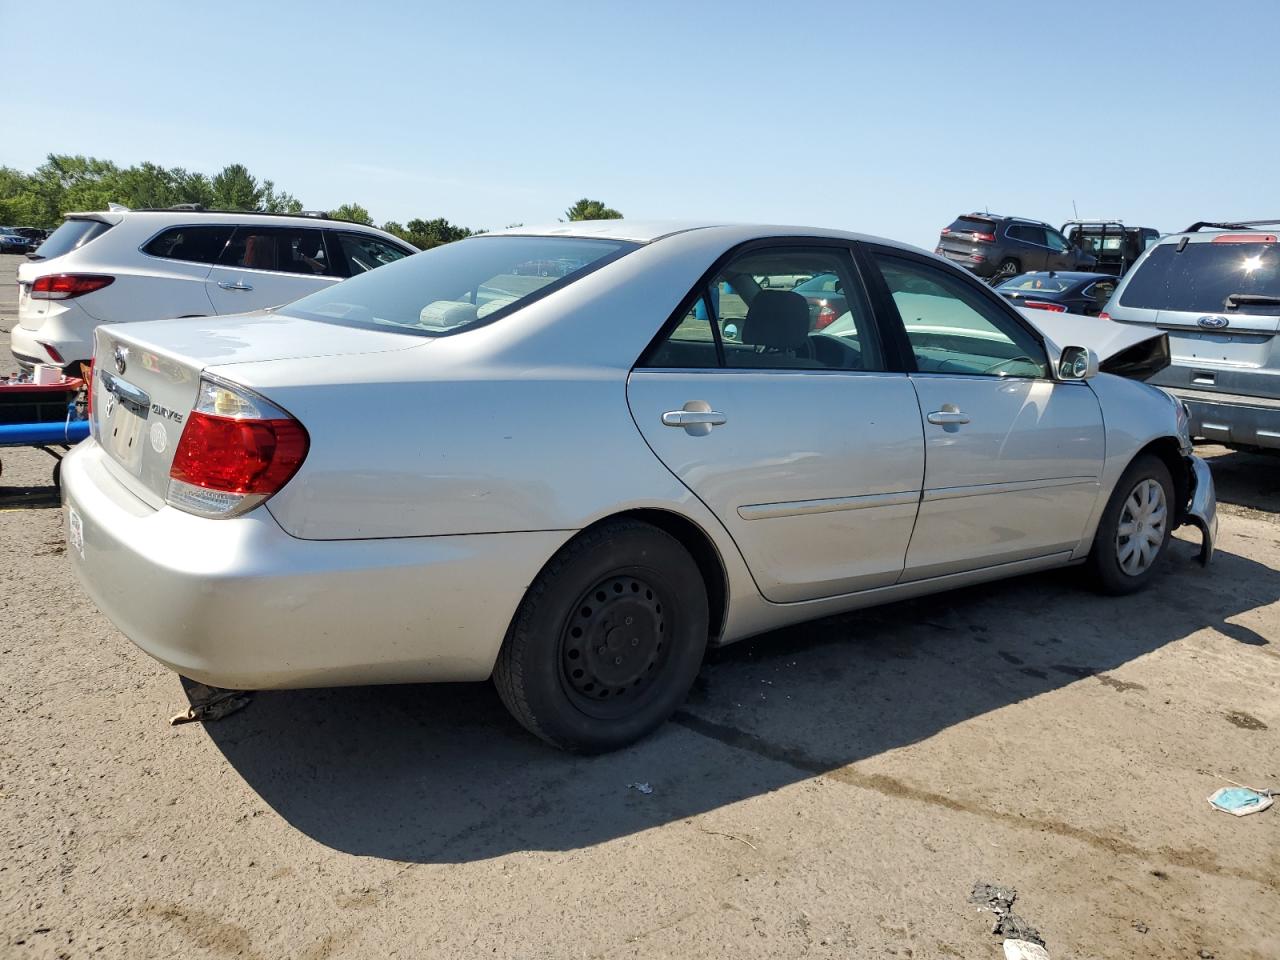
<box><xmin>61</xmin><ymin>221</ymin><xmax>1217</xmax><ymax>752</ymax></box>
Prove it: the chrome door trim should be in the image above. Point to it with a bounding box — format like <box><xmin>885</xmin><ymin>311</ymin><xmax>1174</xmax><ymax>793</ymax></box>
<box><xmin>738</xmin><ymin>489</ymin><xmax>919</xmax><ymax>521</ymax></box>
<box><xmin>921</xmin><ymin>476</ymin><xmax>1098</xmax><ymax>503</ymax></box>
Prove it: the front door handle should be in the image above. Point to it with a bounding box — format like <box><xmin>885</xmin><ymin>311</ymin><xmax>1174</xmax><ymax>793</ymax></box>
<box><xmin>927</xmin><ymin>406</ymin><xmax>970</xmax><ymax>425</ymax></box>
<box><xmin>662</xmin><ymin>402</ymin><xmax>726</xmax><ymax>436</ymax></box>
<box><xmin>217</xmin><ymin>280</ymin><xmax>254</xmax><ymax>291</ymax></box>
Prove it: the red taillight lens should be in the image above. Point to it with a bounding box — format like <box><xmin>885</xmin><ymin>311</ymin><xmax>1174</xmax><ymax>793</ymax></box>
<box><xmin>171</xmin><ymin>413</ymin><xmax>308</xmax><ymax>495</ymax></box>
<box><xmin>815</xmin><ymin>303</ymin><xmax>838</xmax><ymax>329</ymax></box>
<box><xmin>1098</xmin><ymin>312</ymin><xmax>1112</xmax><ymax>321</ymax></box>
<box><xmin>974</xmin><ymin>232</ymin><xmax>996</xmax><ymax>242</ymax></box>
<box><xmin>1023</xmin><ymin>300</ymin><xmax>1068</xmax><ymax>312</ymax></box>
<box><xmin>166</xmin><ymin>378</ymin><xmax>309</xmax><ymax>517</ymax></box>
<box><xmin>37</xmin><ymin>341</ymin><xmax>65</xmax><ymax>364</ymax></box>
<box><xmin>940</xmin><ymin>228</ymin><xmax>951</xmax><ymax>236</ymax></box>
<box><xmin>1211</xmin><ymin>233</ymin><xmax>1277</xmax><ymax>243</ymax></box>
<box><xmin>30</xmin><ymin>274</ymin><xmax>115</xmax><ymax>300</ymax></box>
<box><xmin>972</xmin><ymin>253</ymin><xmax>987</xmax><ymax>262</ymax></box>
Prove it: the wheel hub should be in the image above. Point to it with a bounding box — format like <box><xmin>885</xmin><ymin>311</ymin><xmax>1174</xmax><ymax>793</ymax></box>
<box><xmin>561</xmin><ymin>577</ymin><xmax>667</xmax><ymax>703</ymax></box>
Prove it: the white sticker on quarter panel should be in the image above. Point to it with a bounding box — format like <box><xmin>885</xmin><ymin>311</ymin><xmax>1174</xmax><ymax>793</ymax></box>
<box><xmin>149</xmin><ymin>421</ymin><xmax>168</xmax><ymax>454</ymax></box>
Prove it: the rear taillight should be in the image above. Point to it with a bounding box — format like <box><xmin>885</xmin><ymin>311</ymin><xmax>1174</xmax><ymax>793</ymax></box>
<box><xmin>1023</xmin><ymin>300</ymin><xmax>1068</xmax><ymax>312</ymax></box>
<box><xmin>167</xmin><ymin>378</ymin><xmax>308</xmax><ymax>518</ymax></box>
<box><xmin>1098</xmin><ymin>312</ymin><xmax>1112</xmax><ymax>321</ymax></box>
<box><xmin>1212</xmin><ymin>233</ymin><xmax>1277</xmax><ymax>243</ymax></box>
<box><xmin>30</xmin><ymin>274</ymin><xmax>115</xmax><ymax>300</ymax></box>
<box><xmin>815</xmin><ymin>302</ymin><xmax>838</xmax><ymax>329</ymax></box>
<box><xmin>940</xmin><ymin>228</ymin><xmax>951</xmax><ymax>236</ymax></box>
<box><xmin>38</xmin><ymin>341</ymin><xmax>65</xmax><ymax>364</ymax></box>
<box><xmin>974</xmin><ymin>232</ymin><xmax>996</xmax><ymax>243</ymax></box>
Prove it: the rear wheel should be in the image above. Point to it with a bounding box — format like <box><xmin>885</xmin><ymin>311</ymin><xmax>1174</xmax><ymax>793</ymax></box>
<box><xmin>493</xmin><ymin>519</ymin><xmax>709</xmax><ymax>752</ymax></box>
<box><xmin>993</xmin><ymin>258</ymin><xmax>1020</xmax><ymax>282</ymax></box>
<box><xmin>1088</xmin><ymin>454</ymin><xmax>1174</xmax><ymax>595</ymax></box>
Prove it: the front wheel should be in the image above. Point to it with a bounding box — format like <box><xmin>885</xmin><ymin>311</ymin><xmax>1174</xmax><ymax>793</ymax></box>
<box><xmin>493</xmin><ymin>519</ymin><xmax>709</xmax><ymax>752</ymax></box>
<box><xmin>1088</xmin><ymin>454</ymin><xmax>1174</xmax><ymax>595</ymax></box>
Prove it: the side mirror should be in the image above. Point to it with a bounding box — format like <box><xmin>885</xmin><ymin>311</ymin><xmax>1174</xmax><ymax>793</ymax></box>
<box><xmin>1058</xmin><ymin>345</ymin><xmax>1099</xmax><ymax>380</ymax></box>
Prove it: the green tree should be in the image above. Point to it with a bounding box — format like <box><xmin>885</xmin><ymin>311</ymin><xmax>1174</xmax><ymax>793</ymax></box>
<box><xmin>564</xmin><ymin>198</ymin><xmax>622</xmax><ymax>221</ymax></box>
<box><xmin>331</xmin><ymin>202</ymin><xmax>373</xmax><ymax>225</ymax></box>
<box><xmin>401</xmin><ymin>217</ymin><xmax>473</xmax><ymax>249</ymax></box>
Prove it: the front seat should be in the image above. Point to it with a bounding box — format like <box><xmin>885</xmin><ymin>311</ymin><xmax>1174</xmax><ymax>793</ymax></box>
<box><xmin>739</xmin><ymin>290</ymin><xmax>813</xmax><ymax>367</ymax></box>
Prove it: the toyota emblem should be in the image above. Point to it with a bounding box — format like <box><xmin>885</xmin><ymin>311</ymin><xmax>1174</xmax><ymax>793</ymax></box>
<box><xmin>113</xmin><ymin>345</ymin><xmax>128</xmax><ymax>374</ymax></box>
<box><xmin>1197</xmin><ymin>315</ymin><xmax>1229</xmax><ymax>330</ymax></box>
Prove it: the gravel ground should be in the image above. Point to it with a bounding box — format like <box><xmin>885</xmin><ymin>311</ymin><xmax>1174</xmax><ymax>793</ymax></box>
<box><xmin>1</xmin><ymin>253</ymin><xmax>1277</xmax><ymax>959</ymax></box>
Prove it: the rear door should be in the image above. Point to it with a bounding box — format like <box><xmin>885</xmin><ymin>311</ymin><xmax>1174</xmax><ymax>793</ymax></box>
<box><xmin>863</xmin><ymin>247</ymin><xmax>1104</xmax><ymax>579</ymax></box>
<box><xmin>1007</xmin><ymin>224</ymin><xmax>1051</xmax><ymax>270</ymax></box>
<box><xmin>205</xmin><ymin>225</ymin><xmax>340</xmax><ymax>313</ymax></box>
<box><xmin>627</xmin><ymin>241</ymin><xmax>924</xmax><ymax>603</ymax></box>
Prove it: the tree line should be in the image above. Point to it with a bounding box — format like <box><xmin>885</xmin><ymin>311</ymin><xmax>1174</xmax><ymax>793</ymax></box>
<box><xmin>0</xmin><ymin>155</ymin><xmax>623</xmax><ymax>250</ymax></box>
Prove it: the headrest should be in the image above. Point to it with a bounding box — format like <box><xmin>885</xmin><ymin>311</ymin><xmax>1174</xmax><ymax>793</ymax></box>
<box><xmin>741</xmin><ymin>290</ymin><xmax>810</xmax><ymax>350</ymax></box>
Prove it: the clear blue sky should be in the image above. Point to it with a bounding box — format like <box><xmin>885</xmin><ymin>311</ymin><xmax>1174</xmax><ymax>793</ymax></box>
<box><xmin>3</xmin><ymin>0</ymin><xmax>1277</xmax><ymax>247</ymax></box>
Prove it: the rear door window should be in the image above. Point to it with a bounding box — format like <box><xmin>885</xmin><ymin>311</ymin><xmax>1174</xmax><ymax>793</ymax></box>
<box><xmin>219</xmin><ymin>226</ymin><xmax>335</xmax><ymax>276</ymax></box>
<box><xmin>1009</xmin><ymin>224</ymin><xmax>1047</xmax><ymax>246</ymax></box>
<box><xmin>334</xmin><ymin>232</ymin><xmax>412</xmax><ymax>276</ymax></box>
<box><xmin>1118</xmin><ymin>241</ymin><xmax>1280</xmax><ymax>314</ymax></box>
<box><xmin>946</xmin><ymin>217</ymin><xmax>997</xmax><ymax>238</ymax></box>
<box><xmin>31</xmin><ymin>218</ymin><xmax>112</xmax><ymax>260</ymax></box>
<box><xmin>142</xmin><ymin>225</ymin><xmax>234</xmax><ymax>264</ymax></box>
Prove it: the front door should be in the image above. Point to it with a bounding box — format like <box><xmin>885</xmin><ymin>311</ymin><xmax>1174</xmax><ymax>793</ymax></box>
<box><xmin>627</xmin><ymin>243</ymin><xmax>924</xmax><ymax>603</ymax></box>
<box><xmin>205</xmin><ymin>225</ymin><xmax>339</xmax><ymax>314</ymax></box>
<box><xmin>864</xmin><ymin>248</ymin><xmax>1105</xmax><ymax>579</ymax></box>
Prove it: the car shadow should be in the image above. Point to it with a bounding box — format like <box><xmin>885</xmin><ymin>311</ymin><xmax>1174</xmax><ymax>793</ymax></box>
<box><xmin>198</xmin><ymin>537</ymin><xmax>1276</xmax><ymax>864</ymax></box>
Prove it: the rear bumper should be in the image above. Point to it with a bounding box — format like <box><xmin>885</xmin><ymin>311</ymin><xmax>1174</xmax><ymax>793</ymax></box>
<box><xmin>11</xmin><ymin>301</ymin><xmax>97</xmax><ymax>369</ymax></box>
<box><xmin>61</xmin><ymin>441</ymin><xmax>570</xmax><ymax>689</ymax></box>
<box><xmin>1164</xmin><ymin>386</ymin><xmax>1280</xmax><ymax>450</ymax></box>
<box><xmin>1184</xmin><ymin>454</ymin><xmax>1217</xmax><ymax>566</ymax></box>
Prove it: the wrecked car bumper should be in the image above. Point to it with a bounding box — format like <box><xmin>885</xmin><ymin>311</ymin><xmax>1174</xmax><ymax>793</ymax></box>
<box><xmin>1184</xmin><ymin>454</ymin><xmax>1217</xmax><ymax>566</ymax></box>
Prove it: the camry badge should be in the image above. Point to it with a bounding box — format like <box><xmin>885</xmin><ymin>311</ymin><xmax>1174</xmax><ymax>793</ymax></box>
<box><xmin>1197</xmin><ymin>315</ymin><xmax>1229</xmax><ymax>329</ymax></box>
<box><xmin>113</xmin><ymin>345</ymin><xmax>129</xmax><ymax>374</ymax></box>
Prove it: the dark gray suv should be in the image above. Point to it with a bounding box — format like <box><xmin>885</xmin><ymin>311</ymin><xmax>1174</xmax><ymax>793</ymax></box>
<box><xmin>1103</xmin><ymin>220</ymin><xmax>1280</xmax><ymax>450</ymax></box>
<box><xmin>937</xmin><ymin>213</ymin><xmax>1097</xmax><ymax>281</ymax></box>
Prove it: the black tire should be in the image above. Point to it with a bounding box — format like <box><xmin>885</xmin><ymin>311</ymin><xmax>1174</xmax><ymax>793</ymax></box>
<box><xmin>493</xmin><ymin>519</ymin><xmax>709</xmax><ymax>752</ymax></box>
<box><xmin>1088</xmin><ymin>454</ymin><xmax>1175</xmax><ymax>595</ymax></box>
<box><xmin>994</xmin><ymin>258</ymin><xmax>1020</xmax><ymax>281</ymax></box>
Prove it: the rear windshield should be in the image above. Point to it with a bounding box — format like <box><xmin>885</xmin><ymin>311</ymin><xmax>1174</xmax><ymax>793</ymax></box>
<box><xmin>1119</xmin><ymin>241</ymin><xmax>1280</xmax><ymax>314</ymax></box>
<box><xmin>999</xmin><ymin>276</ymin><xmax>1072</xmax><ymax>293</ymax></box>
<box><xmin>30</xmin><ymin>218</ymin><xmax>113</xmax><ymax>260</ymax></box>
<box><xmin>945</xmin><ymin>217</ymin><xmax>996</xmax><ymax>235</ymax></box>
<box><xmin>282</xmin><ymin>235</ymin><xmax>636</xmax><ymax>335</ymax></box>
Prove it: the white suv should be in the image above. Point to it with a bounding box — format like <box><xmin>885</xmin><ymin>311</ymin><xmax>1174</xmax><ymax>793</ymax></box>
<box><xmin>12</xmin><ymin>207</ymin><xmax>417</xmax><ymax>371</ymax></box>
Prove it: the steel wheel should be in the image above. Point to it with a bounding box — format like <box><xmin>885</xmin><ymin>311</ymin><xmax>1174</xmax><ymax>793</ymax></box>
<box><xmin>559</xmin><ymin>574</ymin><xmax>671</xmax><ymax>719</ymax></box>
<box><xmin>1115</xmin><ymin>477</ymin><xmax>1168</xmax><ymax>576</ymax></box>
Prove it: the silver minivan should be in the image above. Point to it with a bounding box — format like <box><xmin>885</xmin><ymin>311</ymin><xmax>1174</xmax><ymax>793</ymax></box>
<box><xmin>1103</xmin><ymin>220</ymin><xmax>1280</xmax><ymax>449</ymax></box>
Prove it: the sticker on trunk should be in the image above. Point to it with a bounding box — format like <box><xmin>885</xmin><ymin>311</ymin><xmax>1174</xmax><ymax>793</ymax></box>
<box><xmin>149</xmin><ymin>421</ymin><xmax>168</xmax><ymax>453</ymax></box>
<box><xmin>67</xmin><ymin>505</ymin><xmax>84</xmax><ymax>559</ymax></box>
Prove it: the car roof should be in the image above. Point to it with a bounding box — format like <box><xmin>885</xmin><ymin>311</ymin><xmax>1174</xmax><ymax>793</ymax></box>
<box><xmin>1163</xmin><ymin>219</ymin><xmax>1280</xmax><ymax>242</ymax></box>
<box><xmin>487</xmin><ymin>219</ymin><xmax>925</xmax><ymax>253</ymax></box>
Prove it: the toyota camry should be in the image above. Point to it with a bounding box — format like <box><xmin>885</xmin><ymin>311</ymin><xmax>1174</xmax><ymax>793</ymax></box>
<box><xmin>62</xmin><ymin>221</ymin><xmax>1217</xmax><ymax>752</ymax></box>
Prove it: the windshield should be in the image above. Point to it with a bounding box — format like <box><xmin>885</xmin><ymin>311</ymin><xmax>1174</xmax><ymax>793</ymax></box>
<box><xmin>945</xmin><ymin>217</ymin><xmax>996</xmax><ymax>236</ymax></box>
<box><xmin>1119</xmin><ymin>241</ymin><xmax>1280</xmax><ymax>314</ymax></box>
<box><xmin>30</xmin><ymin>217</ymin><xmax>113</xmax><ymax>260</ymax></box>
<box><xmin>283</xmin><ymin>235</ymin><xmax>636</xmax><ymax>335</ymax></box>
<box><xmin>999</xmin><ymin>276</ymin><xmax>1073</xmax><ymax>293</ymax></box>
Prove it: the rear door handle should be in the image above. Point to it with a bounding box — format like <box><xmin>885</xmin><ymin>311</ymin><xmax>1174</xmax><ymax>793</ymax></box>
<box><xmin>662</xmin><ymin>407</ymin><xmax>726</xmax><ymax>436</ymax></box>
<box><xmin>927</xmin><ymin>407</ymin><xmax>970</xmax><ymax>425</ymax></box>
<box><xmin>217</xmin><ymin>280</ymin><xmax>254</xmax><ymax>291</ymax></box>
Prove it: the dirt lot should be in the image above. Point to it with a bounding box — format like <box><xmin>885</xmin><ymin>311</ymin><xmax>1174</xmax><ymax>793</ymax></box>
<box><xmin>1</xmin><ymin>253</ymin><xmax>1277</xmax><ymax>959</ymax></box>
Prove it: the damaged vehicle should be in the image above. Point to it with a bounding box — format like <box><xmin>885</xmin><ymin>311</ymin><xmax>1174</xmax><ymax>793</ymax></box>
<box><xmin>60</xmin><ymin>222</ymin><xmax>1217</xmax><ymax>752</ymax></box>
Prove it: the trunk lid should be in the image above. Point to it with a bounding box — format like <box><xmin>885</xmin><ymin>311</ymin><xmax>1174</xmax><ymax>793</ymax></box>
<box><xmin>91</xmin><ymin>312</ymin><xmax>425</xmax><ymax>507</ymax></box>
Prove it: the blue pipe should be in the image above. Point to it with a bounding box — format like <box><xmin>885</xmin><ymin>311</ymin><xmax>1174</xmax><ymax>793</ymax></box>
<box><xmin>0</xmin><ymin>420</ymin><xmax>91</xmax><ymax>446</ymax></box>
